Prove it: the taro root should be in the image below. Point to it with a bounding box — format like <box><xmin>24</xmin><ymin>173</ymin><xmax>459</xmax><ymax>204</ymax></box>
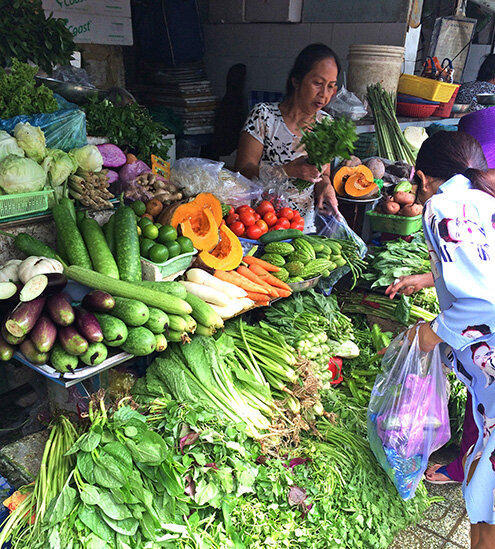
<box><xmin>365</xmin><ymin>158</ymin><xmax>385</xmax><ymax>180</ymax></box>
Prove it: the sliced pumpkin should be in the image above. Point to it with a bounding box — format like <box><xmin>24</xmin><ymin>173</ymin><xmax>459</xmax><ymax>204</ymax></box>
<box><xmin>333</xmin><ymin>164</ymin><xmax>374</xmax><ymax>197</ymax></box>
<box><xmin>198</xmin><ymin>224</ymin><xmax>243</xmax><ymax>271</ymax></box>
<box><xmin>193</xmin><ymin>193</ymin><xmax>223</xmax><ymax>226</ymax></box>
<box><xmin>344</xmin><ymin>172</ymin><xmax>379</xmax><ymax>199</ymax></box>
<box><xmin>159</xmin><ymin>193</ymin><xmax>223</xmax><ymax>230</ymax></box>
<box><xmin>180</xmin><ymin>208</ymin><xmax>219</xmax><ymax>251</ymax></box>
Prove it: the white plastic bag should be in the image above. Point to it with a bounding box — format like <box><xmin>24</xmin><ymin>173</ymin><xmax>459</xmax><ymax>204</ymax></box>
<box><xmin>326</xmin><ymin>86</ymin><xmax>368</xmax><ymax>120</ymax></box>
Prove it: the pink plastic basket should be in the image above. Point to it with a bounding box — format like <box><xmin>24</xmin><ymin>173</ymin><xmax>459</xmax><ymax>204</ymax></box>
<box><xmin>396</xmin><ymin>102</ymin><xmax>438</xmax><ymax>118</ymax></box>
<box><xmin>433</xmin><ymin>86</ymin><xmax>459</xmax><ymax>118</ymax></box>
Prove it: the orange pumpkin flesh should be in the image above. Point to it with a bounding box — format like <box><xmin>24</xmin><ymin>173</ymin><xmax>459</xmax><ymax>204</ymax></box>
<box><xmin>193</xmin><ymin>193</ymin><xmax>223</xmax><ymax>226</ymax></box>
<box><xmin>199</xmin><ymin>224</ymin><xmax>243</xmax><ymax>271</ymax></box>
<box><xmin>180</xmin><ymin>208</ymin><xmax>219</xmax><ymax>251</ymax></box>
<box><xmin>333</xmin><ymin>164</ymin><xmax>375</xmax><ymax>197</ymax></box>
<box><xmin>344</xmin><ymin>173</ymin><xmax>379</xmax><ymax>199</ymax></box>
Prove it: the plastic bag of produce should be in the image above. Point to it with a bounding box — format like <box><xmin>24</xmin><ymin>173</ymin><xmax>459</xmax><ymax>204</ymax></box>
<box><xmin>326</xmin><ymin>86</ymin><xmax>368</xmax><ymax>120</ymax></box>
<box><xmin>0</xmin><ymin>94</ymin><xmax>86</xmax><ymax>152</ymax></box>
<box><xmin>367</xmin><ymin>325</ymin><xmax>450</xmax><ymax>499</ymax></box>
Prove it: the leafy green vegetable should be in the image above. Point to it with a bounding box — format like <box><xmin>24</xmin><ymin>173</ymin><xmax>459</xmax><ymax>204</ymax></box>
<box><xmin>0</xmin><ymin>59</ymin><xmax>58</xmax><ymax>118</ymax></box>
<box><xmin>294</xmin><ymin>116</ymin><xmax>358</xmax><ymax>191</ymax></box>
<box><xmin>0</xmin><ymin>130</ymin><xmax>24</xmax><ymax>162</ymax></box>
<box><xmin>14</xmin><ymin>122</ymin><xmax>46</xmax><ymax>162</ymax></box>
<box><xmin>70</xmin><ymin>144</ymin><xmax>103</xmax><ymax>173</ymax></box>
<box><xmin>83</xmin><ymin>97</ymin><xmax>172</xmax><ymax>163</ymax></box>
<box><xmin>0</xmin><ymin>154</ymin><xmax>46</xmax><ymax>194</ymax></box>
<box><xmin>42</xmin><ymin>148</ymin><xmax>77</xmax><ymax>187</ymax></box>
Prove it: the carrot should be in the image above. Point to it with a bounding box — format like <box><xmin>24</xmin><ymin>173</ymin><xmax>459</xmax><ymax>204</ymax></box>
<box><xmin>214</xmin><ymin>270</ymin><xmax>268</xmax><ymax>295</ymax></box>
<box><xmin>245</xmin><ymin>291</ymin><xmax>271</xmax><ymax>304</ymax></box>
<box><xmin>237</xmin><ymin>265</ymin><xmax>279</xmax><ymax>298</ymax></box>
<box><xmin>274</xmin><ymin>288</ymin><xmax>292</xmax><ymax>298</ymax></box>
<box><xmin>242</xmin><ymin>255</ymin><xmax>280</xmax><ymax>272</ymax></box>
<box><xmin>248</xmin><ymin>264</ymin><xmax>292</xmax><ymax>292</ymax></box>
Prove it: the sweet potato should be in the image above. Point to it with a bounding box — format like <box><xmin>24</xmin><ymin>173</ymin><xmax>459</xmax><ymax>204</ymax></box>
<box><xmin>399</xmin><ymin>204</ymin><xmax>423</xmax><ymax>217</ymax></box>
<box><xmin>393</xmin><ymin>191</ymin><xmax>415</xmax><ymax>206</ymax></box>
<box><xmin>380</xmin><ymin>199</ymin><xmax>400</xmax><ymax>215</ymax></box>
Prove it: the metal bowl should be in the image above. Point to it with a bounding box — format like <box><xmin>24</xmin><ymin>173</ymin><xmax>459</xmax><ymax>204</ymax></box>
<box><xmin>451</xmin><ymin>103</ymin><xmax>470</xmax><ymax>113</ymax></box>
<box><xmin>35</xmin><ymin>76</ymin><xmax>106</xmax><ymax>105</ymax></box>
<box><xmin>476</xmin><ymin>93</ymin><xmax>495</xmax><ymax>106</ymax></box>
<box><xmin>288</xmin><ymin>275</ymin><xmax>321</xmax><ymax>293</ymax></box>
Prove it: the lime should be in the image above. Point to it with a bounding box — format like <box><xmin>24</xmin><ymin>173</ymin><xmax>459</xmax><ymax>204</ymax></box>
<box><xmin>139</xmin><ymin>217</ymin><xmax>153</xmax><ymax>229</ymax></box>
<box><xmin>149</xmin><ymin>244</ymin><xmax>169</xmax><ymax>264</ymax></box>
<box><xmin>165</xmin><ymin>240</ymin><xmax>181</xmax><ymax>258</ymax></box>
<box><xmin>142</xmin><ymin>223</ymin><xmax>159</xmax><ymax>240</ymax></box>
<box><xmin>176</xmin><ymin>235</ymin><xmax>195</xmax><ymax>254</ymax></box>
<box><xmin>131</xmin><ymin>200</ymin><xmax>146</xmax><ymax>216</ymax></box>
<box><xmin>140</xmin><ymin>238</ymin><xmax>155</xmax><ymax>258</ymax></box>
<box><xmin>158</xmin><ymin>225</ymin><xmax>178</xmax><ymax>244</ymax></box>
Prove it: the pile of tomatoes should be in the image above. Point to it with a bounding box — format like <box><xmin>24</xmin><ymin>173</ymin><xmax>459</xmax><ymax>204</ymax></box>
<box><xmin>224</xmin><ymin>200</ymin><xmax>305</xmax><ymax>240</ymax></box>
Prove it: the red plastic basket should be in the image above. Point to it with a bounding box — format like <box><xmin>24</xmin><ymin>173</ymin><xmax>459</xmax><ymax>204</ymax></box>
<box><xmin>433</xmin><ymin>86</ymin><xmax>459</xmax><ymax>117</ymax></box>
<box><xmin>396</xmin><ymin>101</ymin><xmax>438</xmax><ymax>118</ymax></box>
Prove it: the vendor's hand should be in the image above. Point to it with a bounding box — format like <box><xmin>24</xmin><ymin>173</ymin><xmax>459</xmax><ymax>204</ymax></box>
<box><xmin>283</xmin><ymin>156</ymin><xmax>322</xmax><ymax>183</ymax></box>
<box><xmin>315</xmin><ymin>175</ymin><xmax>340</xmax><ymax>216</ymax></box>
<box><xmin>385</xmin><ymin>273</ymin><xmax>434</xmax><ymax>299</ymax></box>
<box><xmin>406</xmin><ymin>321</ymin><xmax>442</xmax><ymax>353</ymax></box>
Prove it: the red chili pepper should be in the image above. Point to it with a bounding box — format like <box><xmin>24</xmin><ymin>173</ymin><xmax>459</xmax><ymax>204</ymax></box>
<box><xmin>328</xmin><ymin>356</ymin><xmax>343</xmax><ymax>384</ymax></box>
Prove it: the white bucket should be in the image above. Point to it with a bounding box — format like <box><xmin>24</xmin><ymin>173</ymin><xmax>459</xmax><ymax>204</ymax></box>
<box><xmin>347</xmin><ymin>44</ymin><xmax>405</xmax><ymax>101</ymax></box>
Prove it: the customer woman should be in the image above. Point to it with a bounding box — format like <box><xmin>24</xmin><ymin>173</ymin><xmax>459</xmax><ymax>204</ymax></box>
<box><xmin>234</xmin><ymin>43</ymin><xmax>340</xmax><ymax>232</ymax></box>
<box><xmin>400</xmin><ymin>130</ymin><xmax>495</xmax><ymax>549</ymax></box>
<box><xmin>457</xmin><ymin>54</ymin><xmax>495</xmax><ymax>111</ymax></box>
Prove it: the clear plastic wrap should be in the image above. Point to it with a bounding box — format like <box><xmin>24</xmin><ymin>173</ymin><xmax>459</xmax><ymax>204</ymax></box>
<box><xmin>326</xmin><ymin>86</ymin><xmax>368</xmax><ymax>120</ymax></box>
<box><xmin>367</xmin><ymin>326</ymin><xmax>450</xmax><ymax>499</ymax></box>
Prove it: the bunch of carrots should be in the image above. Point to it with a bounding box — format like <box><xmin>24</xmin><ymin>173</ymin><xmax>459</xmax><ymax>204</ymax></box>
<box><xmin>215</xmin><ymin>256</ymin><xmax>291</xmax><ymax>306</ymax></box>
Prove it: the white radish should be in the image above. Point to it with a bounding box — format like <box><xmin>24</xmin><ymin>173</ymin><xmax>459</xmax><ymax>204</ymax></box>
<box><xmin>186</xmin><ymin>268</ymin><xmax>247</xmax><ymax>298</ymax></box>
<box><xmin>209</xmin><ymin>298</ymin><xmax>256</xmax><ymax>319</ymax></box>
<box><xmin>179</xmin><ymin>280</ymin><xmax>231</xmax><ymax>307</ymax></box>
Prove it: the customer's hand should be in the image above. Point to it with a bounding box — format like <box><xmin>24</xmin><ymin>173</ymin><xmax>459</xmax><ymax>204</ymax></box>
<box><xmin>315</xmin><ymin>175</ymin><xmax>340</xmax><ymax>216</ymax></box>
<box><xmin>283</xmin><ymin>156</ymin><xmax>322</xmax><ymax>183</ymax></box>
<box><xmin>385</xmin><ymin>273</ymin><xmax>434</xmax><ymax>299</ymax></box>
<box><xmin>406</xmin><ymin>321</ymin><xmax>442</xmax><ymax>353</ymax></box>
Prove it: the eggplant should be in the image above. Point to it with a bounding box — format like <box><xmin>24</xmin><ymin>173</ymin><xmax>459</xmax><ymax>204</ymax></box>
<box><xmin>19</xmin><ymin>338</ymin><xmax>49</xmax><ymax>365</ymax></box>
<box><xmin>75</xmin><ymin>307</ymin><xmax>103</xmax><ymax>343</ymax></box>
<box><xmin>19</xmin><ymin>273</ymin><xmax>68</xmax><ymax>303</ymax></box>
<box><xmin>30</xmin><ymin>315</ymin><xmax>58</xmax><ymax>353</ymax></box>
<box><xmin>0</xmin><ymin>281</ymin><xmax>19</xmax><ymax>301</ymax></box>
<box><xmin>1</xmin><ymin>323</ymin><xmax>25</xmax><ymax>345</ymax></box>
<box><xmin>80</xmin><ymin>342</ymin><xmax>108</xmax><ymax>366</ymax></box>
<box><xmin>5</xmin><ymin>297</ymin><xmax>46</xmax><ymax>338</ymax></box>
<box><xmin>81</xmin><ymin>290</ymin><xmax>115</xmax><ymax>312</ymax></box>
<box><xmin>58</xmin><ymin>326</ymin><xmax>88</xmax><ymax>356</ymax></box>
<box><xmin>46</xmin><ymin>293</ymin><xmax>75</xmax><ymax>327</ymax></box>
<box><xmin>0</xmin><ymin>334</ymin><xmax>14</xmax><ymax>362</ymax></box>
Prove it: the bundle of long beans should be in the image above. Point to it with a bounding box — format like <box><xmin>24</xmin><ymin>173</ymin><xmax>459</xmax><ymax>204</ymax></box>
<box><xmin>367</xmin><ymin>83</ymin><xmax>416</xmax><ymax>165</ymax></box>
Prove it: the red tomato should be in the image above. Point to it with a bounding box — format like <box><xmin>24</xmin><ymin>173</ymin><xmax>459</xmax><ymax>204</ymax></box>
<box><xmin>263</xmin><ymin>211</ymin><xmax>278</xmax><ymax>227</ymax></box>
<box><xmin>227</xmin><ymin>205</ymin><xmax>235</xmax><ymax>215</ymax></box>
<box><xmin>253</xmin><ymin>212</ymin><xmax>261</xmax><ymax>222</ymax></box>
<box><xmin>277</xmin><ymin>207</ymin><xmax>294</xmax><ymax>220</ymax></box>
<box><xmin>292</xmin><ymin>211</ymin><xmax>302</xmax><ymax>220</ymax></box>
<box><xmin>229</xmin><ymin>221</ymin><xmax>245</xmax><ymax>237</ymax></box>
<box><xmin>276</xmin><ymin>217</ymin><xmax>291</xmax><ymax>229</ymax></box>
<box><xmin>236</xmin><ymin>205</ymin><xmax>254</xmax><ymax>215</ymax></box>
<box><xmin>239</xmin><ymin>211</ymin><xmax>256</xmax><ymax>227</ymax></box>
<box><xmin>290</xmin><ymin>220</ymin><xmax>304</xmax><ymax>230</ymax></box>
<box><xmin>256</xmin><ymin>200</ymin><xmax>275</xmax><ymax>216</ymax></box>
<box><xmin>246</xmin><ymin>225</ymin><xmax>263</xmax><ymax>240</ymax></box>
<box><xmin>226</xmin><ymin>212</ymin><xmax>240</xmax><ymax>225</ymax></box>
<box><xmin>272</xmin><ymin>223</ymin><xmax>286</xmax><ymax>231</ymax></box>
<box><xmin>255</xmin><ymin>219</ymin><xmax>268</xmax><ymax>234</ymax></box>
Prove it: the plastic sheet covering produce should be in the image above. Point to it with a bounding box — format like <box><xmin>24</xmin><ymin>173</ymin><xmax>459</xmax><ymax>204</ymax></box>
<box><xmin>367</xmin><ymin>325</ymin><xmax>450</xmax><ymax>499</ymax></box>
<box><xmin>0</xmin><ymin>94</ymin><xmax>86</xmax><ymax>152</ymax></box>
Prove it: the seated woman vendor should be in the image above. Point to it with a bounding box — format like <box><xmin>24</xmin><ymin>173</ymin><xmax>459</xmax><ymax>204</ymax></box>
<box><xmin>235</xmin><ymin>43</ymin><xmax>340</xmax><ymax>232</ymax></box>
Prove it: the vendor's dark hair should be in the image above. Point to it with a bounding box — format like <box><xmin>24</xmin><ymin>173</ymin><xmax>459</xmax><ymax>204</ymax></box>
<box><xmin>416</xmin><ymin>131</ymin><xmax>495</xmax><ymax>198</ymax></box>
<box><xmin>477</xmin><ymin>54</ymin><xmax>495</xmax><ymax>82</ymax></box>
<box><xmin>285</xmin><ymin>43</ymin><xmax>340</xmax><ymax>97</ymax></box>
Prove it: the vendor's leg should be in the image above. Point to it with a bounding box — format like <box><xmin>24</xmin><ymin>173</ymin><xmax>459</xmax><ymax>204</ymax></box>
<box><xmin>471</xmin><ymin>523</ymin><xmax>495</xmax><ymax>549</ymax></box>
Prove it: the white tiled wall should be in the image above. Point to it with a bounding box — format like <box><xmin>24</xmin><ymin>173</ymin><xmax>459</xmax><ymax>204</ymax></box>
<box><xmin>204</xmin><ymin>21</ymin><xmax>408</xmax><ymax>97</ymax></box>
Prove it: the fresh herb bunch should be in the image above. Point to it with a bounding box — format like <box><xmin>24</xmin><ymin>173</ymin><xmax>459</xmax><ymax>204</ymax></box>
<box><xmin>83</xmin><ymin>97</ymin><xmax>172</xmax><ymax>163</ymax></box>
<box><xmin>0</xmin><ymin>0</ymin><xmax>75</xmax><ymax>73</ymax></box>
<box><xmin>294</xmin><ymin>116</ymin><xmax>358</xmax><ymax>191</ymax></box>
<box><xmin>0</xmin><ymin>59</ymin><xmax>58</xmax><ymax>118</ymax></box>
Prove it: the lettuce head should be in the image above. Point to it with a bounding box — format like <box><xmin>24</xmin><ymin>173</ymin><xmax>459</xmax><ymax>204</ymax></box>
<box><xmin>13</xmin><ymin>123</ymin><xmax>46</xmax><ymax>163</ymax></box>
<box><xmin>43</xmin><ymin>148</ymin><xmax>77</xmax><ymax>187</ymax></box>
<box><xmin>70</xmin><ymin>145</ymin><xmax>103</xmax><ymax>173</ymax></box>
<box><xmin>0</xmin><ymin>155</ymin><xmax>46</xmax><ymax>194</ymax></box>
<box><xmin>0</xmin><ymin>131</ymin><xmax>24</xmax><ymax>163</ymax></box>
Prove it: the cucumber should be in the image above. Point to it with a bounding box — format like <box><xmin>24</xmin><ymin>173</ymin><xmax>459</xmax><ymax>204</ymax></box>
<box><xmin>259</xmin><ymin>229</ymin><xmax>304</xmax><ymax>244</ymax></box>
<box><xmin>0</xmin><ymin>230</ymin><xmax>59</xmax><ymax>261</ymax></box>
<box><xmin>52</xmin><ymin>202</ymin><xmax>92</xmax><ymax>269</ymax></box>
<box><xmin>194</xmin><ymin>323</ymin><xmax>217</xmax><ymax>337</ymax></box>
<box><xmin>111</xmin><ymin>296</ymin><xmax>149</xmax><ymax>326</ymax></box>
<box><xmin>166</xmin><ymin>330</ymin><xmax>189</xmax><ymax>343</ymax></box>
<box><xmin>80</xmin><ymin>342</ymin><xmax>108</xmax><ymax>366</ymax></box>
<box><xmin>154</xmin><ymin>333</ymin><xmax>167</xmax><ymax>353</ymax></box>
<box><xmin>144</xmin><ymin>307</ymin><xmax>169</xmax><ymax>334</ymax></box>
<box><xmin>121</xmin><ymin>326</ymin><xmax>156</xmax><ymax>356</ymax></box>
<box><xmin>184</xmin><ymin>292</ymin><xmax>223</xmax><ymax>330</ymax></box>
<box><xmin>132</xmin><ymin>280</ymin><xmax>187</xmax><ymax>299</ymax></box>
<box><xmin>0</xmin><ymin>334</ymin><xmax>14</xmax><ymax>362</ymax></box>
<box><xmin>80</xmin><ymin>217</ymin><xmax>120</xmax><ymax>279</ymax></box>
<box><xmin>50</xmin><ymin>343</ymin><xmax>79</xmax><ymax>373</ymax></box>
<box><xmin>168</xmin><ymin>314</ymin><xmax>195</xmax><ymax>333</ymax></box>
<box><xmin>65</xmin><ymin>265</ymin><xmax>192</xmax><ymax>316</ymax></box>
<box><xmin>94</xmin><ymin>312</ymin><xmax>128</xmax><ymax>347</ymax></box>
<box><xmin>114</xmin><ymin>203</ymin><xmax>141</xmax><ymax>282</ymax></box>
<box><xmin>102</xmin><ymin>214</ymin><xmax>116</xmax><ymax>255</ymax></box>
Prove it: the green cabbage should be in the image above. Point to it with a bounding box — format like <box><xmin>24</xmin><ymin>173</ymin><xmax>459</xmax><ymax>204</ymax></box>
<box><xmin>42</xmin><ymin>148</ymin><xmax>77</xmax><ymax>187</ymax></box>
<box><xmin>70</xmin><ymin>145</ymin><xmax>103</xmax><ymax>173</ymax></box>
<box><xmin>0</xmin><ymin>131</ymin><xmax>24</xmax><ymax>163</ymax></box>
<box><xmin>0</xmin><ymin>154</ymin><xmax>46</xmax><ymax>194</ymax></box>
<box><xmin>13</xmin><ymin>122</ymin><xmax>46</xmax><ymax>163</ymax></box>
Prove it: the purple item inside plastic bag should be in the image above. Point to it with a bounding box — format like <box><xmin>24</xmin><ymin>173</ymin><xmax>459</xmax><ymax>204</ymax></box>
<box><xmin>118</xmin><ymin>160</ymin><xmax>151</xmax><ymax>184</ymax></box>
